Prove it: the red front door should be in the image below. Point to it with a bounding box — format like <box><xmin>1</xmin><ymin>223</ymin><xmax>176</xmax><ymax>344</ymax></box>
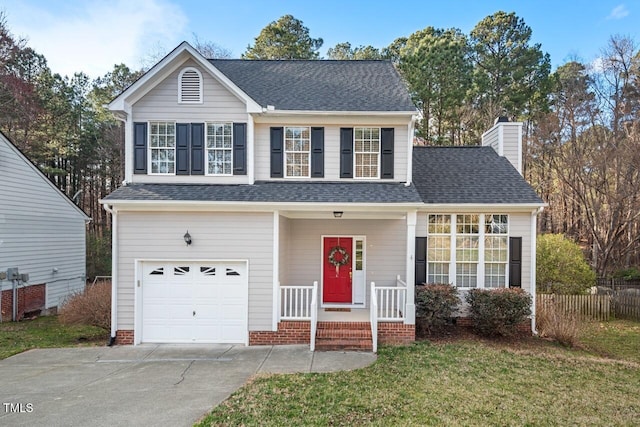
<box><xmin>323</xmin><ymin>237</ymin><xmax>353</xmax><ymax>303</ymax></box>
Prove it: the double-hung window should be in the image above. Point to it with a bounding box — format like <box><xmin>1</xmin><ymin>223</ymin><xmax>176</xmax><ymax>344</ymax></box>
<box><xmin>484</xmin><ymin>214</ymin><xmax>509</xmax><ymax>287</ymax></box>
<box><xmin>206</xmin><ymin>123</ymin><xmax>232</xmax><ymax>175</ymax></box>
<box><xmin>354</xmin><ymin>127</ymin><xmax>380</xmax><ymax>178</ymax></box>
<box><xmin>427</xmin><ymin>214</ymin><xmax>451</xmax><ymax>283</ymax></box>
<box><xmin>456</xmin><ymin>215</ymin><xmax>480</xmax><ymax>288</ymax></box>
<box><xmin>149</xmin><ymin>121</ymin><xmax>176</xmax><ymax>174</ymax></box>
<box><xmin>285</xmin><ymin>127</ymin><xmax>310</xmax><ymax>178</ymax></box>
<box><xmin>426</xmin><ymin>214</ymin><xmax>509</xmax><ymax>288</ymax></box>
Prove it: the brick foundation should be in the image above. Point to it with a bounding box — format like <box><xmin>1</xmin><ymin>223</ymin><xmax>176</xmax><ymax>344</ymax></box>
<box><xmin>378</xmin><ymin>322</ymin><xmax>416</xmax><ymax>345</ymax></box>
<box><xmin>249</xmin><ymin>321</ymin><xmax>311</xmax><ymax>345</ymax></box>
<box><xmin>115</xmin><ymin>330</ymin><xmax>134</xmax><ymax>345</ymax></box>
<box><xmin>1</xmin><ymin>284</ymin><xmax>46</xmax><ymax>321</ymax></box>
<box><xmin>455</xmin><ymin>317</ymin><xmax>533</xmax><ymax>334</ymax></box>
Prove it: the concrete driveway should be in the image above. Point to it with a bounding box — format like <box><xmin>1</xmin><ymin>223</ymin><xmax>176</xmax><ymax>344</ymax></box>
<box><xmin>0</xmin><ymin>344</ymin><xmax>376</xmax><ymax>426</ymax></box>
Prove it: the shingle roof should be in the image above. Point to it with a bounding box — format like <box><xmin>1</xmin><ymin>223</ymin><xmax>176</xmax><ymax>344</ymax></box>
<box><xmin>412</xmin><ymin>146</ymin><xmax>543</xmax><ymax>204</ymax></box>
<box><xmin>210</xmin><ymin>59</ymin><xmax>416</xmax><ymax>112</ymax></box>
<box><xmin>103</xmin><ymin>181</ymin><xmax>424</xmax><ymax>204</ymax></box>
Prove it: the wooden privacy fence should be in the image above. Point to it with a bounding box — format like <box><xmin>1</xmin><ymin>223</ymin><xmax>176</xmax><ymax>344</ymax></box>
<box><xmin>537</xmin><ymin>294</ymin><xmax>611</xmax><ymax>321</ymax></box>
<box><xmin>537</xmin><ymin>293</ymin><xmax>640</xmax><ymax>321</ymax></box>
<box><xmin>613</xmin><ymin>294</ymin><xmax>640</xmax><ymax>320</ymax></box>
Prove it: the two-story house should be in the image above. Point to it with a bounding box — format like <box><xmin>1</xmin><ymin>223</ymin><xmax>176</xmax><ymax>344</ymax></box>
<box><xmin>103</xmin><ymin>42</ymin><xmax>544</xmax><ymax>351</ymax></box>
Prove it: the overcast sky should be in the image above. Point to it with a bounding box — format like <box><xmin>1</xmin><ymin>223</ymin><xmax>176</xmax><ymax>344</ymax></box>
<box><xmin>2</xmin><ymin>0</ymin><xmax>638</xmax><ymax>78</ymax></box>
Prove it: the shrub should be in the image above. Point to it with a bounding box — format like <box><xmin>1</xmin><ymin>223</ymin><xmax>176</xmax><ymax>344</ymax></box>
<box><xmin>465</xmin><ymin>288</ymin><xmax>531</xmax><ymax>337</ymax></box>
<box><xmin>536</xmin><ymin>298</ymin><xmax>581</xmax><ymax>347</ymax></box>
<box><xmin>59</xmin><ymin>281</ymin><xmax>111</xmax><ymax>330</ymax></box>
<box><xmin>415</xmin><ymin>284</ymin><xmax>460</xmax><ymax>336</ymax></box>
<box><xmin>537</xmin><ymin>234</ymin><xmax>596</xmax><ymax>294</ymax></box>
<box><xmin>612</xmin><ymin>267</ymin><xmax>640</xmax><ymax>280</ymax></box>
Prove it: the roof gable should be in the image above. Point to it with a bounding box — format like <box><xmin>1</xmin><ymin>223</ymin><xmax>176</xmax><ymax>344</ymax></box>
<box><xmin>210</xmin><ymin>59</ymin><xmax>416</xmax><ymax>112</ymax></box>
<box><xmin>0</xmin><ymin>132</ymin><xmax>90</xmax><ymax>220</ymax></box>
<box><xmin>108</xmin><ymin>42</ymin><xmax>261</xmax><ymax>113</ymax></box>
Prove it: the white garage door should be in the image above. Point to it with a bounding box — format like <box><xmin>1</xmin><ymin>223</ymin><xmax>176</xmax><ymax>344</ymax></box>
<box><xmin>141</xmin><ymin>261</ymin><xmax>248</xmax><ymax>343</ymax></box>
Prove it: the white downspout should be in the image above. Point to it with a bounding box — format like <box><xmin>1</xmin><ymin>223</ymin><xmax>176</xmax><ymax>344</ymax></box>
<box><xmin>103</xmin><ymin>204</ymin><xmax>118</xmax><ymax>343</ymax></box>
<box><xmin>405</xmin><ymin>116</ymin><xmax>416</xmax><ymax>185</ymax></box>
<box><xmin>530</xmin><ymin>206</ymin><xmax>544</xmax><ymax>335</ymax></box>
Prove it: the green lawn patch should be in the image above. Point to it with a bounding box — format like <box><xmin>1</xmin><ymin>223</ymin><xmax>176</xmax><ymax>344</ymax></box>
<box><xmin>579</xmin><ymin>319</ymin><xmax>640</xmax><ymax>363</ymax></box>
<box><xmin>0</xmin><ymin>315</ymin><xmax>108</xmax><ymax>360</ymax></box>
<box><xmin>198</xmin><ymin>328</ymin><xmax>640</xmax><ymax>426</ymax></box>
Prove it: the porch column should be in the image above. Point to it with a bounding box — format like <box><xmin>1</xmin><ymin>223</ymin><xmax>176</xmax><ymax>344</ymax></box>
<box><xmin>272</xmin><ymin>210</ymin><xmax>280</xmax><ymax>331</ymax></box>
<box><xmin>405</xmin><ymin>210</ymin><xmax>417</xmax><ymax>324</ymax></box>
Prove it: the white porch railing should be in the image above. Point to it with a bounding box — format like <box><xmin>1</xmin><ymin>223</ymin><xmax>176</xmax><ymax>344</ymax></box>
<box><xmin>280</xmin><ymin>284</ymin><xmax>315</xmax><ymax>320</ymax></box>
<box><xmin>375</xmin><ymin>275</ymin><xmax>407</xmax><ymax>321</ymax></box>
<box><xmin>370</xmin><ymin>282</ymin><xmax>378</xmax><ymax>353</ymax></box>
<box><xmin>279</xmin><ymin>282</ymin><xmax>318</xmax><ymax>351</ymax></box>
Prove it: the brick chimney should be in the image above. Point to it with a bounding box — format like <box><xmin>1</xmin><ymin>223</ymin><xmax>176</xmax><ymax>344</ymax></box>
<box><xmin>481</xmin><ymin>117</ymin><xmax>523</xmax><ymax>175</ymax></box>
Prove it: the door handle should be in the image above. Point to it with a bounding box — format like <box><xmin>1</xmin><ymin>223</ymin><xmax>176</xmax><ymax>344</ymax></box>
<box><xmin>349</xmin><ymin>271</ymin><xmax>352</xmax><ymax>279</ymax></box>
<box><xmin>193</xmin><ymin>310</ymin><xmax>196</xmax><ymax>317</ymax></box>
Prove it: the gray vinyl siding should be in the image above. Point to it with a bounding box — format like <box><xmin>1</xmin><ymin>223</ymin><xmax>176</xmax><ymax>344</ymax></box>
<box><xmin>502</xmin><ymin>124</ymin><xmax>521</xmax><ymax>173</ymax></box>
<box><xmin>131</xmin><ymin>59</ymin><xmax>249</xmax><ymax>184</ymax></box>
<box><xmin>0</xmin><ymin>136</ymin><xmax>87</xmax><ymax>307</ymax></box>
<box><xmin>482</xmin><ymin>126</ymin><xmax>500</xmax><ymax>154</ymax></box>
<box><xmin>132</xmin><ymin>60</ymin><xmax>247</xmax><ymax>123</ymax></box>
<box><xmin>116</xmin><ymin>211</ymin><xmax>273</xmax><ymax>331</ymax></box>
<box><xmin>283</xmin><ymin>219</ymin><xmax>407</xmax><ymax>300</ymax></box>
<box><xmin>254</xmin><ymin>124</ymin><xmax>409</xmax><ymax>182</ymax></box>
<box><xmin>279</xmin><ymin>216</ymin><xmax>290</xmax><ymax>284</ymax></box>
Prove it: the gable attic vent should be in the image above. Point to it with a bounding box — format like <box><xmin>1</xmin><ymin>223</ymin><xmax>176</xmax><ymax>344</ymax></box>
<box><xmin>178</xmin><ymin>67</ymin><xmax>203</xmax><ymax>103</ymax></box>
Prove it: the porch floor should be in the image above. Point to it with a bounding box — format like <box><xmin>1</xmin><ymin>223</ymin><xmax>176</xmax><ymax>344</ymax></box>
<box><xmin>317</xmin><ymin>307</ymin><xmax>370</xmax><ymax>322</ymax></box>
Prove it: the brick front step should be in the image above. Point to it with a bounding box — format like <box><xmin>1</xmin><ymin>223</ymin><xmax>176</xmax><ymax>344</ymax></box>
<box><xmin>315</xmin><ymin>321</ymin><xmax>373</xmax><ymax>352</ymax></box>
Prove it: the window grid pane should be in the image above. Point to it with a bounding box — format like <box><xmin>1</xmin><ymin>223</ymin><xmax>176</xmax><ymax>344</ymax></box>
<box><xmin>206</xmin><ymin>123</ymin><xmax>233</xmax><ymax>175</ymax></box>
<box><xmin>428</xmin><ymin>263</ymin><xmax>450</xmax><ymax>284</ymax></box>
<box><xmin>428</xmin><ymin>214</ymin><xmax>451</xmax><ymax>234</ymax></box>
<box><xmin>149</xmin><ymin>121</ymin><xmax>175</xmax><ymax>174</ymax></box>
<box><xmin>354</xmin><ymin>127</ymin><xmax>380</xmax><ymax>178</ymax></box>
<box><xmin>285</xmin><ymin>127</ymin><xmax>310</xmax><ymax>177</ymax></box>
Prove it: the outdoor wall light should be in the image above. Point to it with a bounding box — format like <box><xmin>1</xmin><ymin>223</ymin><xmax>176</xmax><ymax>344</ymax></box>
<box><xmin>184</xmin><ymin>231</ymin><xmax>192</xmax><ymax>246</ymax></box>
<box><xmin>333</xmin><ymin>211</ymin><xmax>343</xmax><ymax>218</ymax></box>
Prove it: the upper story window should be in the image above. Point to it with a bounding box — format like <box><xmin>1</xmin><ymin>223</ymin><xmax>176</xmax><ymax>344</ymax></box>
<box><xmin>178</xmin><ymin>67</ymin><xmax>203</xmax><ymax>103</ymax></box>
<box><xmin>206</xmin><ymin>123</ymin><xmax>233</xmax><ymax>175</ymax></box>
<box><xmin>149</xmin><ymin>121</ymin><xmax>176</xmax><ymax>174</ymax></box>
<box><xmin>285</xmin><ymin>127</ymin><xmax>310</xmax><ymax>178</ymax></box>
<box><xmin>354</xmin><ymin>127</ymin><xmax>380</xmax><ymax>178</ymax></box>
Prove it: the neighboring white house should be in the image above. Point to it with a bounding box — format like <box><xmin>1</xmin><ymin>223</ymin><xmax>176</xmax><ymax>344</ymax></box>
<box><xmin>0</xmin><ymin>132</ymin><xmax>90</xmax><ymax>321</ymax></box>
<box><xmin>102</xmin><ymin>42</ymin><xmax>544</xmax><ymax>351</ymax></box>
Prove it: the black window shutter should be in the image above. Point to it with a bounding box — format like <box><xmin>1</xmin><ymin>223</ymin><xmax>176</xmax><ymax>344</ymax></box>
<box><xmin>270</xmin><ymin>127</ymin><xmax>284</xmax><ymax>178</ymax></box>
<box><xmin>415</xmin><ymin>237</ymin><xmax>427</xmax><ymax>286</ymax></box>
<box><xmin>340</xmin><ymin>128</ymin><xmax>353</xmax><ymax>178</ymax></box>
<box><xmin>509</xmin><ymin>237</ymin><xmax>522</xmax><ymax>288</ymax></box>
<box><xmin>380</xmin><ymin>128</ymin><xmax>394</xmax><ymax>179</ymax></box>
<box><xmin>233</xmin><ymin>123</ymin><xmax>247</xmax><ymax>175</ymax></box>
<box><xmin>190</xmin><ymin>123</ymin><xmax>205</xmax><ymax>175</ymax></box>
<box><xmin>176</xmin><ymin>123</ymin><xmax>190</xmax><ymax>175</ymax></box>
<box><xmin>310</xmin><ymin>127</ymin><xmax>324</xmax><ymax>178</ymax></box>
<box><xmin>133</xmin><ymin>122</ymin><xmax>147</xmax><ymax>174</ymax></box>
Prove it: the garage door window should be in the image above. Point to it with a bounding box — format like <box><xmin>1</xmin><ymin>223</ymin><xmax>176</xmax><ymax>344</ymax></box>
<box><xmin>226</xmin><ymin>268</ymin><xmax>240</xmax><ymax>276</ymax></box>
<box><xmin>174</xmin><ymin>266</ymin><xmax>190</xmax><ymax>275</ymax></box>
<box><xmin>200</xmin><ymin>267</ymin><xmax>216</xmax><ymax>275</ymax></box>
<box><xmin>150</xmin><ymin>268</ymin><xmax>164</xmax><ymax>275</ymax></box>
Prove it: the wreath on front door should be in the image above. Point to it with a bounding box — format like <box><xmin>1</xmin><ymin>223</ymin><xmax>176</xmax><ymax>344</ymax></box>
<box><xmin>328</xmin><ymin>246</ymin><xmax>350</xmax><ymax>268</ymax></box>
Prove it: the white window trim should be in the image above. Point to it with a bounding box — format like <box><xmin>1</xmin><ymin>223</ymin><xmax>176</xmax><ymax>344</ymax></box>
<box><xmin>426</xmin><ymin>213</ymin><xmax>510</xmax><ymax>289</ymax></box>
<box><xmin>205</xmin><ymin>122</ymin><xmax>234</xmax><ymax>176</ymax></box>
<box><xmin>284</xmin><ymin>126</ymin><xmax>311</xmax><ymax>179</ymax></box>
<box><xmin>148</xmin><ymin>121</ymin><xmax>176</xmax><ymax>175</ymax></box>
<box><xmin>178</xmin><ymin>67</ymin><xmax>203</xmax><ymax>104</ymax></box>
<box><xmin>484</xmin><ymin>214</ymin><xmax>510</xmax><ymax>288</ymax></box>
<box><xmin>353</xmin><ymin>127</ymin><xmax>381</xmax><ymax>180</ymax></box>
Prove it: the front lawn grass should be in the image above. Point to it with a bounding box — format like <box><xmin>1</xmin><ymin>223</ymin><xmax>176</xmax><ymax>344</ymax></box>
<box><xmin>198</xmin><ymin>323</ymin><xmax>640</xmax><ymax>426</ymax></box>
<box><xmin>0</xmin><ymin>315</ymin><xmax>108</xmax><ymax>359</ymax></box>
<box><xmin>579</xmin><ymin>319</ymin><xmax>640</xmax><ymax>363</ymax></box>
